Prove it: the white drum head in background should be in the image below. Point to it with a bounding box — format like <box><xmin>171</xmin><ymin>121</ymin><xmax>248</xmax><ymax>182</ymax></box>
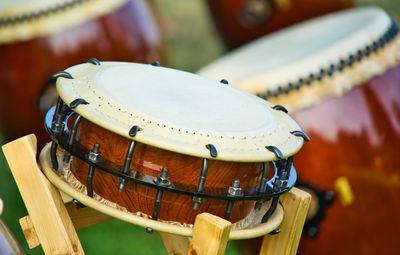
<box><xmin>57</xmin><ymin>61</ymin><xmax>304</xmax><ymax>162</ymax></box>
<box><xmin>198</xmin><ymin>7</ymin><xmax>400</xmax><ymax>112</ymax></box>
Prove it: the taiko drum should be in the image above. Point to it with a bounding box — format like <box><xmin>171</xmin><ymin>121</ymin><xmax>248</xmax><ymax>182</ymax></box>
<box><xmin>48</xmin><ymin>61</ymin><xmax>305</xmax><ymax>225</ymax></box>
<box><xmin>199</xmin><ymin>7</ymin><xmax>400</xmax><ymax>254</ymax></box>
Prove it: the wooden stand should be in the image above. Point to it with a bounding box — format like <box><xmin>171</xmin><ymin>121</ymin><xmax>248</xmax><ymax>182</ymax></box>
<box><xmin>2</xmin><ymin>135</ymin><xmax>311</xmax><ymax>255</ymax></box>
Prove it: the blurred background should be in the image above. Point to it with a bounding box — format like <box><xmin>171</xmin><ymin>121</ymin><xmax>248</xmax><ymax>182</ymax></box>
<box><xmin>0</xmin><ymin>0</ymin><xmax>399</xmax><ymax>254</ymax></box>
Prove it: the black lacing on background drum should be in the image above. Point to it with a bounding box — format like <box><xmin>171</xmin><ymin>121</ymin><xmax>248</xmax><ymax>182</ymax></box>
<box><xmin>0</xmin><ymin>0</ymin><xmax>86</xmax><ymax>26</ymax></box>
<box><xmin>260</xmin><ymin>20</ymin><xmax>399</xmax><ymax>99</ymax></box>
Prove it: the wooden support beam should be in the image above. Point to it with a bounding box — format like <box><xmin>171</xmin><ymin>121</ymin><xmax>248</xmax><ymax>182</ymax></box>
<box><xmin>20</xmin><ymin>203</ymin><xmax>112</xmax><ymax>249</ymax></box>
<box><xmin>2</xmin><ymin>135</ymin><xmax>84</xmax><ymax>254</ymax></box>
<box><xmin>19</xmin><ymin>216</ymin><xmax>40</xmax><ymax>249</ymax></box>
<box><xmin>159</xmin><ymin>232</ymin><xmax>190</xmax><ymax>255</ymax></box>
<box><xmin>188</xmin><ymin>213</ymin><xmax>232</xmax><ymax>255</ymax></box>
<box><xmin>259</xmin><ymin>187</ymin><xmax>311</xmax><ymax>255</ymax></box>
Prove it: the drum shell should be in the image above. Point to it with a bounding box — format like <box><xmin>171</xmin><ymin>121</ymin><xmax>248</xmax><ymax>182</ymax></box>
<box><xmin>235</xmin><ymin>63</ymin><xmax>400</xmax><ymax>254</ymax></box>
<box><xmin>0</xmin><ymin>0</ymin><xmax>164</xmax><ymax>147</ymax></box>
<box><xmin>294</xmin><ymin>64</ymin><xmax>400</xmax><ymax>254</ymax></box>
<box><xmin>207</xmin><ymin>0</ymin><xmax>352</xmax><ymax>49</ymax></box>
<box><xmin>71</xmin><ymin>118</ymin><xmax>264</xmax><ymax>224</ymax></box>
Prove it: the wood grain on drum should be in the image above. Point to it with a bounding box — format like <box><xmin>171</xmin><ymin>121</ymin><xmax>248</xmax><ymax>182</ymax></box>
<box><xmin>207</xmin><ymin>0</ymin><xmax>352</xmax><ymax>49</ymax></box>
<box><xmin>71</xmin><ymin>118</ymin><xmax>264</xmax><ymax>224</ymax></box>
<box><xmin>0</xmin><ymin>0</ymin><xmax>164</xmax><ymax>147</ymax></box>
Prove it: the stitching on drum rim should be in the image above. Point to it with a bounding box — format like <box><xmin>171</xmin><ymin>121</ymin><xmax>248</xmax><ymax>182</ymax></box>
<box><xmin>0</xmin><ymin>0</ymin><xmax>89</xmax><ymax>26</ymax></box>
<box><xmin>260</xmin><ymin>20</ymin><xmax>399</xmax><ymax>100</ymax></box>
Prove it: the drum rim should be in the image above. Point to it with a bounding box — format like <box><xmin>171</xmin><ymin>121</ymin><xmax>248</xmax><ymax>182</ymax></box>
<box><xmin>0</xmin><ymin>0</ymin><xmax>130</xmax><ymax>44</ymax></box>
<box><xmin>55</xmin><ymin>61</ymin><xmax>305</xmax><ymax>162</ymax></box>
<box><xmin>39</xmin><ymin>143</ymin><xmax>284</xmax><ymax>239</ymax></box>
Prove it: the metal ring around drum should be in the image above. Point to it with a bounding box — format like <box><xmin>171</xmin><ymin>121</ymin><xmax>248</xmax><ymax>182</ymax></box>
<box><xmin>39</xmin><ymin>143</ymin><xmax>284</xmax><ymax>239</ymax></box>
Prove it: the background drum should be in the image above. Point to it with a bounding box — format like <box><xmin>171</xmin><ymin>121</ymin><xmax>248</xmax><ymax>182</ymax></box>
<box><xmin>45</xmin><ymin>61</ymin><xmax>305</xmax><ymax>228</ymax></box>
<box><xmin>206</xmin><ymin>0</ymin><xmax>352</xmax><ymax>49</ymax></box>
<box><xmin>199</xmin><ymin>7</ymin><xmax>400</xmax><ymax>254</ymax></box>
<box><xmin>0</xmin><ymin>0</ymin><xmax>164</xmax><ymax>147</ymax></box>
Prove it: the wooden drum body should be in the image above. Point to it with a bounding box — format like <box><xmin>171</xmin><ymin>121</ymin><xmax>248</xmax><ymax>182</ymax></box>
<box><xmin>0</xmin><ymin>0</ymin><xmax>164</xmax><ymax>146</ymax></box>
<box><xmin>207</xmin><ymin>0</ymin><xmax>352</xmax><ymax>49</ymax></box>
<box><xmin>199</xmin><ymin>7</ymin><xmax>400</xmax><ymax>254</ymax></box>
<box><xmin>73</xmin><ymin>118</ymin><xmax>263</xmax><ymax>224</ymax></box>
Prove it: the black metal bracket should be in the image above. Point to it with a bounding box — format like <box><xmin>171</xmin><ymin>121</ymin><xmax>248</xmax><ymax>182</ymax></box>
<box><xmin>272</xmin><ymin>105</ymin><xmax>288</xmax><ymax>113</ymax></box>
<box><xmin>266</xmin><ymin>146</ymin><xmax>283</xmax><ymax>159</ymax></box>
<box><xmin>290</xmin><ymin>130</ymin><xmax>310</xmax><ymax>142</ymax></box>
<box><xmin>205</xmin><ymin>144</ymin><xmax>217</xmax><ymax>157</ymax></box>
<box><xmin>84</xmin><ymin>58</ymin><xmax>101</xmax><ymax>66</ymax></box>
<box><xmin>70</xmin><ymin>98</ymin><xmax>89</xmax><ymax>109</ymax></box>
<box><xmin>220</xmin><ymin>79</ymin><xmax>229</xmax><ymax>85</ymax></box>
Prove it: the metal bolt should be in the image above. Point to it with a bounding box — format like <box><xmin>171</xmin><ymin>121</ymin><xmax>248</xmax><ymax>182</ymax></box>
<box><xmin>88</xmin><ymin>143</ymin><xmax>101</xmax><ymax>162</ymax></box>
<box><xmin>118</xmin><ymin>177</ymin><xmax>128</xmax><ymax>192</ymax></box>
<box><xmin>154</xmin><ymin>167</ymin><xmax>171</xmax><ymax>187</ymax></box>
<box><xmin>192</xmin><ymin>196</ymin><xmax>203</xmax><ymax>210</ymax></box>
<box><xmin>228</xmin><ymin>179</ymin><xmax>243</xmax><ymax>196</ymax></box>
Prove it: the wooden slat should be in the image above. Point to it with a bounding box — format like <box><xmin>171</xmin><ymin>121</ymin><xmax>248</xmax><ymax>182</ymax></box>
<box><xmin>2</xmin><ymin>134</ymin><xmax>84</xmax><ymax>254</ymax></box>
<box><xmin>19</xmin><ymin>216</ymin><xmax>40</xmax><ymax>249</ymax></box>
<box><xmin>188</xmin><ymin>213</ymin><xmax>232</xmax><ymax>255</ymax></box>
<box><xmin>259</xmin><ymin>187</ymin><xmax>311</xmax><ymax>255</ymax></box>
<box><xmin>20</xmin><ymin>202</ymin><xmax>112</xmax><ymax>249</ymax></box>
<box><xmin>159</xmin><ymin>232</ymin><xmax>190</xmax><ymax>255</ymax></box>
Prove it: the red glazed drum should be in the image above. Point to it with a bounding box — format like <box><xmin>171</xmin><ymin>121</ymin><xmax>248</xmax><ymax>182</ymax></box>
<box><xmin>199</xmin><ymin>7</ymin><xmax>400</xmax><ymax>254</ymax></box>
<box><xmin>44</xmin><ymin>61</ymin><xmax>306</xmax><ymax>227</ymax></box>
<box><xmin>0</xmin><ymin>0</ymin><xmax>164</xmax><ymax>147</ymax></box>
<box><xmin>207</xmin><ymin>0</ymin><xmax>352</xmax><ymax>49</ymax></box>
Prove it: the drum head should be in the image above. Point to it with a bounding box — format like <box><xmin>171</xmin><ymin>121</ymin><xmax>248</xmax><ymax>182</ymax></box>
<box><xmin>198</xmin><ymin>7</ymin><xmax>399</xmax><ymax>112</ymax></box>
<box><xmin>56</xmin><ymin>61</ymin><xmax>303</xmax><ymax>162</ymax></box>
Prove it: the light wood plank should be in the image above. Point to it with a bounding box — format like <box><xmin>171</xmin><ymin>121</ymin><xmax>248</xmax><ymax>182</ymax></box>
<box><xmin>188</xmin><ymin>213</ymin><xmax>232</xmax><ymax>255</ymax></box>
<box><xmin>20</xmin><ymin>203</ymin><xmax>112</xmax><ymax>249</ymax></box>
<box><xmin>2</xmin><ymin>135</ymin><xmax>84</xmax><ymax>254</ymax></box>
<box><xmin>259</xmin><ymin>187</ymin><xmax>311</xmax><ymax>255</ymax></box>
<box><xmin>159</xmin><ymin>232</ymin><xmax>190</xmax><ymax>255</ymax></box>
<box><xmin>19</xmin><ymin>216</ymin><xmax>40</xmax><ymax>249</ymax></box>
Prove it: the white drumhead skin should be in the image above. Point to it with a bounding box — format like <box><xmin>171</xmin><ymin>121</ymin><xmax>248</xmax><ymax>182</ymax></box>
<box><xmin>57</xmin><ymin>62</ymin><xmax>304</xmax><ymax>162</ymax></box>
<box><xmin>0</xmin><ymin>0</ymin><xmax>129</xmax><ymax>44</ymax></box>
<box><xmin>198</xmin><ymin>7</ymin><xmax>398</xmax><ymax>111</ymax></box>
